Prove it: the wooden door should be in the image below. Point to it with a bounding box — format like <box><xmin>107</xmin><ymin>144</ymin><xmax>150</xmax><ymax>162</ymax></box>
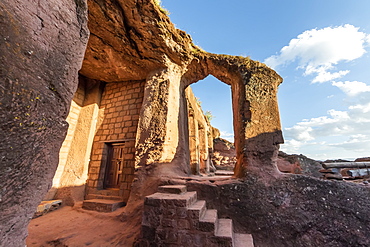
<box><xmin>104</xmin><ymin>143</ymin><xmax>125</xmax><ymax>188</ymax></box>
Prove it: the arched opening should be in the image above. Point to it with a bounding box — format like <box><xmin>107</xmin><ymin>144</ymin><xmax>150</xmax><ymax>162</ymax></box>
<box><xmin>185</xmin><ymin>75</ymin><xmax>236</xmax><ymax>176</ymax></box>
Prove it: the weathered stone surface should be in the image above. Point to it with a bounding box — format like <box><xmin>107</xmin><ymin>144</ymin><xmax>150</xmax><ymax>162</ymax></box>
<box><xmin>199</xmin><ymin>209</ymin><xmax>218</xmax><ymax>232</ymax></box>
<box><xmin>355</xmin><ymin>157</ymin><xmax>370</xmax><ymax>162</ymax></box>
<box><xmin>188</xmin><ymin>200</ymin><xmax>206</xmax><ymax>219</ymax></box>
<box><xmin>277</xmin><ymin>151</ymin><xmax>323</xmax><ymax>178</ymax></box>
<box><xmin>234</xmin><ymin>233</ymin><xmax>254</xmax><ymax>247</ymax></box>
<box><xmin>183</xmin><ymin>54</ymin><xmax>284</xmax><ymax>178</ymax></box>
<box><xmin>2</xmin><ymin>0</ymin><xmax>284</xmax><ymax>245</ymax></box>
<box><xmin>186</xmin><ymin>86</ymin><xmax>214</xmax><ymax>174</ymax></box>
<box><xmin>82</xmin><ymin>199</ymin><xmax>125</xmax><ymax>212</ymax></box>
<box><xmin>0</xmin><ymin>0</ymin><xmax>89</xmax><ymax>245</ymax></box>
<box><xmin>4</xmin><ymin>0</ymin><xmax>368</xmax><ymax>245</ymax></box>
<box><xmin>51</xmin><ymin>77</ymin><xmax>104</xmax><ymax>206</ymax></box>
<box><xmin>80</xmin><ymin>0</ymin><xmax>194</xmax><ymax>82</ymax></box>
<box><xmin>188</xmin><ymin>175</ymin><xmax>370</xmax><ymax>247</ymax></box>
<box><xmin>34</xmin><ymin>200</ymin><xmax>62</xmax><ymax>218</ymax></box>
<box><xmin>212</xmin><ymin>138</ymin><xmax>237</xmax><ymax>170</ymax></box>
<box><xmin>158</xmin><ymin>185</ymin><xmax>187</xmax><ymax>194</ymax></box>
<box><xmin>145</xmin><ymin>191</ymin><xmax>197</xmax><ymax>208</ymax></box>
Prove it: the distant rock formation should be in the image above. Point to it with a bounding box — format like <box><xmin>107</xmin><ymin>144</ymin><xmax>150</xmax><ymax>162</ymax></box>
<box><xmin>355</xmin><ymin>157</ymin><xmax>370</xmax><ymax>162</ymax></box>
<box><xmin>212</xmin><ymin>138</ymin><xmax>237</xmax><ymax>171</ymax></box>
<box><xmin>277</xmin><ymin>151</ymin><xmax>323</xmax><ymax>178</ymax></box>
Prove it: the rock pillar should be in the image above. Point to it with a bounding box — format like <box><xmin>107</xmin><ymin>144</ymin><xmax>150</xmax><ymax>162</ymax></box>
<box><xmin>188</xmin><ymin>114</ymin><xmax>200</xmax><ymax>174</ymax></box>
<box><xmin>0</xmin><ymin>0</ymin><xmax>89</xmax><ymax>245</ymax></box>
<box><xmin>234</xmin><ymin>63</ymin><xmax>284</xmax><ymax>178</ymax></box>
<box><xmin>135</xmin><ymin>61</ymin><xmax>190</xmax><ymax>175</ymax></box>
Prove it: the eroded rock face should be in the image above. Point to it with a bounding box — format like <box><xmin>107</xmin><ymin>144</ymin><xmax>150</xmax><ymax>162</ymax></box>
<box><xmin>3</xmin><ymin>0</ymin><xmax>369</xmax><ymax>246</ymax></box>
<box><xmin>0</xmin><ymin>0</ymin><xmax>89</xmax><ymax>245</ymax></box>
<box><xmin>187</xmin><ymin>175</ymin><xmax>370</xmax><ymax>247</ymax></box>
<box><xmin>212</xmin><ymin>138</ymin><xmax>237</xmax><ymax>170</ymax></box>
<box><xmin>355</xmin><ymin>157</ymin><xmax>370</xmax><ymax>162</ymax></box>
<box><xmin>2</xmin><ymin>0</ymin><xmax>285</xmax><ymax>245</ymax></box>
<box><xmin>80</xmin><ymin>0</ymin><xmax>194</xmax><ymax>82</ymax></box>
<box><xmin>277</xmin><ymin>151</ymin><xmax>323</xmax><ymax>178</ymax></box>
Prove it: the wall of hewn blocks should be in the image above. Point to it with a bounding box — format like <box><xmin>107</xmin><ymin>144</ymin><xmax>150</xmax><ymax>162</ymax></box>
<box><xmin>86</xmin><ymin>80</ymin><xmax>145</xmax><ymax>201</ymax></box>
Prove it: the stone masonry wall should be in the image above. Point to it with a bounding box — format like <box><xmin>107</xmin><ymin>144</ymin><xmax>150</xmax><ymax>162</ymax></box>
<box><xmin>86</xmin><ymin>80</ymin><xmax>145</xmax><ymax>201</ymax></box>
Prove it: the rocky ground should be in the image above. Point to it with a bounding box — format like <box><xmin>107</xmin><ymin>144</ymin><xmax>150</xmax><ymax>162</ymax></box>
<box><xmin>27</xmin><ymin>167</ymin><xmax>370</xmax><ymax>247</ymax></box>
<box><xmin>27</xmin><ymin>204</ymin><xmax>140</xmax><ymax>247</ymax></box>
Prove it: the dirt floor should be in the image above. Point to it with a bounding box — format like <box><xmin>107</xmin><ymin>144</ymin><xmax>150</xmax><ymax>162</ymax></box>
<box><xmin>27</xmin><ymin>203</ymin><xmax>140</xmax><ymax>247</ymax></box>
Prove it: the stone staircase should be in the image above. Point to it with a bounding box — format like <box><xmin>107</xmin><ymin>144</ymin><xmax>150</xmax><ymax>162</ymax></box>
<box><xmin>82</xmin><ymin>190</ymin><xmax>125</xmax><ymax>212</ymax></box>
<box><xmin>137</xmin><ymin>185</ymin><xmax>254</xmax><ymax>246</ymax></box>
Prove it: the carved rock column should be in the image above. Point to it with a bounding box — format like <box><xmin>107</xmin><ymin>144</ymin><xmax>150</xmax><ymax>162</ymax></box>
<box><xmin>0</xmin><ymin>0</ymin><xmax>89</xmax><ymax>245</ymax></box>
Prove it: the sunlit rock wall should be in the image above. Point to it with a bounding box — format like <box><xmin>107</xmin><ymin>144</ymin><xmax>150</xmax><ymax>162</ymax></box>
<box><xmin>0</xmin><ymin>0</ymin><xmax>89</xmax><ymax>245</ymax></box>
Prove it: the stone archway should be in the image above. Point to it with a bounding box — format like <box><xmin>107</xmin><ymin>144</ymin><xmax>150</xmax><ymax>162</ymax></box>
<box><xmin>1</xmin><ymin>0</ymin><xmax>284</xmax><ymax>245</ymax></box>
<box><xmin>184</xmin><ymin>75</ymin><xmax>234</xmax><ymax>175</ymax></box>
<box><xmin>180</xmin><ymin>54</ymin><xmax>284</xmax><ymax>178</ymax></box>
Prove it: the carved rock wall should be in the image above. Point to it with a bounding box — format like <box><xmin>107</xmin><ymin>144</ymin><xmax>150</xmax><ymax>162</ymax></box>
<box><xmin>81</xmin><ymin>0</ymin><xmax>194</xmax><ymax>82</ymax></box>
<box><xmin>1</xmin><ymin>0</ymin><xmax>285</xmax><ymax>245</ymax></box>
<box><xmin>188</xmin><ymin>175</ymin><xmax>370</xmax><ymax>247</ymax></box>
<box><xmin>0</xmin><ymin>0</ymin><xmax>89</xmax><ymax>245</ymax></box>
<box><xmin>186</xmin><ymin>86</ymin><xmax>213</xmax><ymax>174</ymax></box>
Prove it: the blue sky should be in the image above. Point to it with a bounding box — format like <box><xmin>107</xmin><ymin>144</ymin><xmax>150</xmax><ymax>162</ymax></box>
<box><xmin>161</xmin><ymin>0</ymin><xmax>370</xmax><ymax>160</ymax></box>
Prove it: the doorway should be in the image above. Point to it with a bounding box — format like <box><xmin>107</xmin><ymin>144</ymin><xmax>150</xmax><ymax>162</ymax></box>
<box><xmin>104</xmin><ymin>142</ymin><xmax>125</xmax><ymax>189</ymax></box>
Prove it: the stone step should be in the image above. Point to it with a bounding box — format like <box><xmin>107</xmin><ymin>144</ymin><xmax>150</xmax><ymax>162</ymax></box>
<box><xmin>85</xmin><ymin>194</ymin><xmax>123</xmax><ymax>201</ymax></box>
<box><xmin>234</xmin><ymin>233</ymin><xmax>254</xmax><ymax>247</ymax></box>
<box><xmin>215</xmin><ymin>170</ymin><xmax>234</xmax><ymax>176</ymax></box>
<box><xmin>216</xmin><ymin>219</ymin><xmax>233</xmax><ymax>238</ymax></box>
<box><xmin>87</xmin><ymin>189</ymin><xmax>120</xmax><ymax>197</ymax></box>
<box><xmin>212</xmin><ymin>218</ymin><xmax>234</xmax><ymax>247</ymax></box>
<box><xmin>187</xmin><ymin>200</ymin><xmax>206</xmax><ymax>219</ymax></box>
<box><xmin>158</xmin><ymin>185</ymin><xmax>187</xmax><ymax>194</ymax></box>
<box><xmin>199</xmin><ymin>209</ymin><xmax>218</xmax><ymax>232</ymax></box>
<box><xmin>145</xmin><ymin>191</ymin><xmax>197</xmax><ymax>208</ymax></box>
<box><xmin>82</xmin><ymin>199</ymin><xmax>125</xmax><ymax>212</ymax></box>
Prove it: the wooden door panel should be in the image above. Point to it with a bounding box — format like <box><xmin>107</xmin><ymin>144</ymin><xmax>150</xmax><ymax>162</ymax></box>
<box><xmin>104</xmin><ymin>143</ymin><xmax>125</xmax><ymax>188</ymax></box>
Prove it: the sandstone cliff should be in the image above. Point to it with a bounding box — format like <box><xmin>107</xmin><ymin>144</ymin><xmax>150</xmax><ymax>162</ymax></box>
<box><xmin>0</xmin><ymin>0</ymin><xmax>89</xmax><ymax>244</ymax></box>
<box><xmin>1</xmin><ymin>1</ymin><xmax>370</xmax><ymax>246</ymax></box>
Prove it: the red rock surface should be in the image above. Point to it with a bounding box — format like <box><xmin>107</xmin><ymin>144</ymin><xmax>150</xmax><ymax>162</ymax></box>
<box><xmin>0</xmin><ymin>0</ymin><xmax>88</xmax><ymax>245</ymax></box>
<box><xmin>212</xmin><ymin>138</ymin><xmax>237</xmax><ymax>171</ymax></box>
<box><xmin>3</xmin><ymin>1</ymin><xmax>369</xmax><ymax>246</ymax></box>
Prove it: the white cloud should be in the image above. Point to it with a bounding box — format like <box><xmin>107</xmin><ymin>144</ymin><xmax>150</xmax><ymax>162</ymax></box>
<box><xmin>264</xmin><ymin>24</ymin><xmax>369</xmax><ymax>83</ymax></box>
<box><xmin>349</xmin><ymin>102</ymin><xmax>370</xmax><ymax>113</ymax></box>
<box><xmin>220</xmin><ymin>131</ymin><xmax>234</xmax><ymax>142</ymax></box>
<box><xmin>280</xmin><ymin>139</ymin><xmax>303</xmax><ymax>153</ymax></box>
<box><xmin>329</xmin><ymin>134</ymin><xmax>370</xmax><ymax>152</ymax></box>
<box><xmin>285</xmin><ymin>125</ymin><xmax>314</xmax><ymax>141</ymax></box>
<box><xmin>269</xmin><ymin>25</ymin><xmax>370</xmax><ymax>159</ymax></box>
<box><xmin>282</xmin><ymin>103</ymin><xmax>370</xmax><ymax>159</ymax></box>
<box><xmin>332</xmin><ymin>81</ymin><xmax>370</xmax><ymax>96</ymax></box>
<box><xmin>367</xmin><ymin>34</ymin><xmax>370</xmax><ymax>45</ymax></box>
<box><xmin>306</xmin><ymin>67</ymin><xmax>349</xmax><ymax>83</ymax></box>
